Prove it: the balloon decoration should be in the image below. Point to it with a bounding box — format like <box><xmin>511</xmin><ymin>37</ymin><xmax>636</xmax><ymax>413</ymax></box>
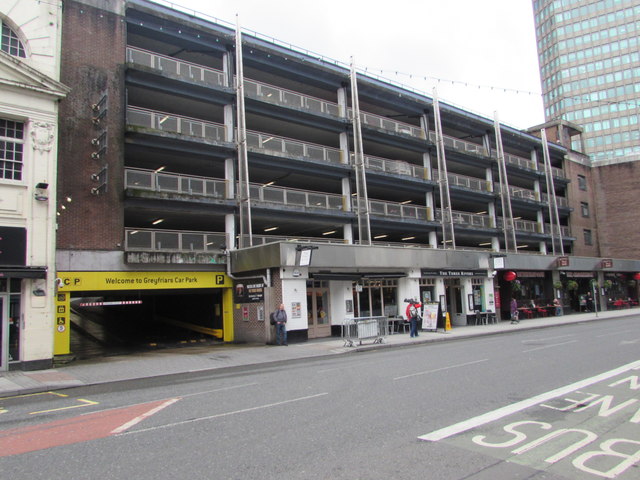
<box><xmin>503</xmin><ymin>271</ymin><xmax>517</xmax><ymax>282</ymax></box>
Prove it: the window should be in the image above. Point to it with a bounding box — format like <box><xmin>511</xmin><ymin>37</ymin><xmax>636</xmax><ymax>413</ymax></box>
<box><xmin>583</xmin><ymin>229</ymin><xmax>593</xmax><ymax>246</ymax></box>
<box><xmin>580</xmin><ymin>202</ymin><xmax>590</xmax><ymax>217</ymax></box>
<box><xmin>1</xmin><ymin>21</ymin><xmax>25</xmax><ymax>58</ymax></box>
<box><xmin>577</xmin><ymin>174</ymin><xmax>587</xmax><ymax>190</ymax></box>
<box><xmin>0</xmin><ymin>119</ymin><xmax>24</xmax><ymax>181</ymax></box>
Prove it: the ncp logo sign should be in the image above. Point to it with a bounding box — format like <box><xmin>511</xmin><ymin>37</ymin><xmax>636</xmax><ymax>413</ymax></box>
<box><xmin>59</xmin><ymin>277</ymin><xmax>81</xmax><ymax>287</ymax></box>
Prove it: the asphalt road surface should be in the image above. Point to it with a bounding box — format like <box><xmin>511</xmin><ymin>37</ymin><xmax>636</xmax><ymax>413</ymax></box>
<box><xmin>1</xmin><ymin>315</ymin><xmax>639</xmax><ymax>479</ymax></box>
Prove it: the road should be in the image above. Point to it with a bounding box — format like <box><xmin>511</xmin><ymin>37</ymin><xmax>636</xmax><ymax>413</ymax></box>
<box><xmin>1</xmin><ymin>316</ymin><xmax>639</xmax><ymax>479</ymax></box>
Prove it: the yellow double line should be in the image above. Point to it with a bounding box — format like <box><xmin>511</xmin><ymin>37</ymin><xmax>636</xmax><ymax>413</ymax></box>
<box><xmin>0</xmin><ymin>391</ymin><xmax>99</xmax><ymax>415</ymax></box>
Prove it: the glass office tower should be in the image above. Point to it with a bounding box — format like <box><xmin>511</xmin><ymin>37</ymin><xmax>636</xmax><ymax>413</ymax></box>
<box><xmin>532</xmin><ymin>0</ymin><xmax>640</xmax><ymax>164</ymax></box>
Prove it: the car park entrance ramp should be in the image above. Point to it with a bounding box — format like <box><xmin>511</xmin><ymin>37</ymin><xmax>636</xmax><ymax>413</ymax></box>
<box><xmin>342</xmin><ymin>316</ymin><xmax>389</xmax><ymax>347</ymax></box>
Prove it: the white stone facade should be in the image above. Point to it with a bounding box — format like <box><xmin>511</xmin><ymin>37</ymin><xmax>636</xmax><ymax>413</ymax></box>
<box><xmin>0</xmin><ymin>1</ymin><xmax>68</xmax><ymax>369</ymax></box>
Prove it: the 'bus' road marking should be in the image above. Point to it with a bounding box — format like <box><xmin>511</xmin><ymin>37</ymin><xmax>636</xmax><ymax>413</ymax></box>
<box><xmin>394</xmin><ymin>359</ymin><xmax>489</xmax><ymax>381</ymax></box>
<box><xmin>418</xmin><ymin>359</ymin><xmax>640</xmax><ymax>442</ymax></box>
<box><xmin>119</xmin><ymin>392</ymin><xmax>329</xmax><ymax>436</ymax></box>
<box><xmin>522</xmin><ymin>339</ymin><xmax>578</xmax><ymax>353</ymax></box>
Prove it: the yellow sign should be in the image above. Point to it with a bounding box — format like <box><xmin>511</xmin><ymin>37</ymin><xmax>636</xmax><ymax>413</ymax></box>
<box><xmin>54</xmin><ymin>292</ymin><xmax>70</xmax><ymax>355</ymax></box>
<box><xmin>56</xmin><ymin>271</ymin><xmax>232</xmax><ymax>292</ymax></box>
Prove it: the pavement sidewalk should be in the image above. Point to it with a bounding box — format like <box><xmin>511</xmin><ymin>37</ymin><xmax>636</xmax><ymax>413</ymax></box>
<box><xmin>0</xmin><ymin>309</ymin><xmax>636</xmax><ymax>397</ymax></box>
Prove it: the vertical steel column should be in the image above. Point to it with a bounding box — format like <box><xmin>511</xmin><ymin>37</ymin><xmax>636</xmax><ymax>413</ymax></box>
<box><xmin>350</xmin><ymin>58</ymin><xmax>371</xmax><ymax>245</ymax></box>
<box><xmin>541</xmin><ymin>129</ymin><xmax>564</xmax><ymax>255</ymax></box>
<box><xmin>493</xmin><ymin>113</ymin><xmax>517</xmax><ymax>253</ymax></box>
<box><xmin>235</xmin><ymin>17</ymin><xmax>252</xmax><ymax>248</ymax></box>
<box><xmin>432</xmin><ymin>89</ymin><xmax>455</xmax><ymax>249</ymax></box>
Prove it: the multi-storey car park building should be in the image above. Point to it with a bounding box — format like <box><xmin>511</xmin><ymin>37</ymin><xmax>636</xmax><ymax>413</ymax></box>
<box><xmin>532</xmin><ymin>0</ymin><xmax>640</xmax><ymax>261</ymax></box>
<box><xmin>3</xmin><ymin>0</ymin><xmax>636</xmax><ymax>369</ymax></box>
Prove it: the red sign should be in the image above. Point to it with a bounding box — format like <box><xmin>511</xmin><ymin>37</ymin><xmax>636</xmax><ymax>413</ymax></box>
<box><xmin>557</xmin><ymin>256</ymin><xmax>570</xmax><ymax>267</ymax></box>
<box><xmin>601</xmin><ymin>259</ymin><xmax>613</xmax><ymax>268</ymax></box>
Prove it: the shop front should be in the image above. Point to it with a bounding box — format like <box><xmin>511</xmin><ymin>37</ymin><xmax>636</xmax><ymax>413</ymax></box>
<box><xmin>603</xmin><ymin>272</ymin><xmax>640</xmax><ymax>309</ymax></box>
<box><xmin>307</xmin><ymin>280</ymin><xmax>331</xmax><ymax>339</ymax></box>
<box><xmin>0</xmin><ymin>266</ymin><xmax>49</xmax><ymax>372</ymax></box>
<box><xmin>558</xmin><ymin>271</ymin><xmax>597</xmax><ymax>313</ymax></box>
<box><xmin>0</xmin><ymin>278</ymin><xmax>21</xmax><ymax>371</ymax></box>
<box><xmin>498</xmin><ymin>270</ymin><xmax>558</xmax><ymax>319</ymax></box>
<box><xmin>353</xmin><ymin>279</ymin><xmax>399</xmax><ymax>318</ymax></box>
<box><xmin>421</xmin><ymin>269</ymin><xmax>492</xmax><ymax>326</ymax></box>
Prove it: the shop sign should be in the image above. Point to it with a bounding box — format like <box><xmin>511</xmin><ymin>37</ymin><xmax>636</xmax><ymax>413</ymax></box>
<box><xmin>601</xmin><ymin>258</ymin><xmax>613</xmax><ymax>268</ymax></box>
<box><xmin>421</xmin><ymin>269</ymin><xmax>486</xmax><ymax>277</ymax></box>
<box><xmin>517</xmin><ymin>271</ymin><xmax>545</xmax><ymax>278</ymax></box>
<box><xmin>556</xmin><ymin>256</ymin><xmax>570</xmax><ymax>267</ymax></box>
<box><xmin>234</xmin><ymin>278</ymin><xmax>264</xmax><ymax>303</ymax></box>
<box><xmin>566</xmin><ymin>272</ymin><xmax>595</xmax><ymax>278</ymax></box>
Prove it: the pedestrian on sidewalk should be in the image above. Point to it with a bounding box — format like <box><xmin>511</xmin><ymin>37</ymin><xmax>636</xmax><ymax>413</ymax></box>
<box><xmin>405</xmin><ymin>299</ymin><xmax>422</xmax><ymax>338</ymax></box>
<box><xmin>553</xmin><ymin>297</ymin><xmax>562</xmax><ymax>316</ymax></box>
<box><xmin>273</xmin><ymin>303</ymin><xmax>288</xmax><ymax>345</ymax></box>
<box><xmin>510</xmin><ymin>297</ymin><xmax>519</xmax><ymax>324</ymax></box>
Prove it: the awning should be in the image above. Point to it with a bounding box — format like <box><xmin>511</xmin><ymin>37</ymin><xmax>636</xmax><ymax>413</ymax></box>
<box><xmin>0</xmin><ymin>266</ymin><xmax>47</xmax><ymax>279</ymax></box>
<box><xmin>311</xmin><ymin>272</ymin><xmax>406</xmax><ymax>281</ymax></box>
<box><xmin>311</xmin><ymin>273</ymin><xmax>363</xmax><ymax>281</ymax></box>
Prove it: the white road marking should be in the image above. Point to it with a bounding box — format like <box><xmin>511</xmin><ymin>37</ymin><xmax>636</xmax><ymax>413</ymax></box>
<box><xmin>180</xmin><ymin>383</ymin><xmax>258</xmax><ymax>398</ymax></box>
<box><xmin>595</xmin><ymin>329</ymin><xmax>637</xmax><ymax>338</ymax></box>
<box><xmin>394</xmin><ymin>359</ymin><xmax>489</xmax><ymax>381</ymax></box>
<box><xmin>418</xmin><ymin>359</ymin><xmax>640</xmax><ymax>442</ymax></box>
<box><xmin>522</xmin><ymin>339</ymin><xmax>578</xmax><ymax>353</ymax></box>
<box><xmin>118</xmin><ymin>392</ymin><xmax>328</xmax><ymax>435</ymax></box>
<box><xmin>521</xmin><ymin>334</ymin><xmax>574</xmax><ymax>344</ymax></box>
<box><xmin>111</xmin><ymin>398</ymin><xmax>180</xmax><ymax>434</ymax></box>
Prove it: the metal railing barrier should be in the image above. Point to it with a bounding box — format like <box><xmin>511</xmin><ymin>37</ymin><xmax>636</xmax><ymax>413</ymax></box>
<box><xmin>342</xmin><ymin>316</ymin><xmax>389</xmax><ymax>346</ymax></box>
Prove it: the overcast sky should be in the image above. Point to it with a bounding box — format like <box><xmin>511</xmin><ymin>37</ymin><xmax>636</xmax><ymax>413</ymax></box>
<box><xmin>169</xmin><ymin>0</ymin><xmax>545</xmax><ymax>130</ymax></box>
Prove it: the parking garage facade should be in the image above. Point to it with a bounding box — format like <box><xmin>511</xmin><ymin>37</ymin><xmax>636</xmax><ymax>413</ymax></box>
<box><xmin>47</xmin><ymin>0</ymin><xmax>640</xmax><ymax>363</ymax></box>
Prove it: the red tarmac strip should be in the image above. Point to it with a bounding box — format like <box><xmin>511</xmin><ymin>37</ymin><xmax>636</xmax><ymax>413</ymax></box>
<box><xmin>0</xmin><ymin>398</ymin><xmax>178</xmax><ymax>457</ymax></box>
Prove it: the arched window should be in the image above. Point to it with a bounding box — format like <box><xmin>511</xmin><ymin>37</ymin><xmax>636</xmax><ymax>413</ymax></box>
<box><xmin>1</xmin><ymin>20</ymin><xmax>26</xmax><ymax>58</ymax></box>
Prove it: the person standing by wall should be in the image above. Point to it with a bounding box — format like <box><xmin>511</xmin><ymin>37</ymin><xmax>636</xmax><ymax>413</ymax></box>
<box><xmin>405</xmin><ymin>299</ymin><xmax>422</xmax><ymax>338</ymax></box>
<box><xmin>273</xmin><ymin>303</ymin><xmax>288</xmax><ymax>345</ymax></box>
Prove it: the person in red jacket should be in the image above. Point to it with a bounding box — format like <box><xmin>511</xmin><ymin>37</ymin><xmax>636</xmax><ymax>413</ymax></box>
<box><xmin>405</xmin><ymin>299</ymin><xmax>422</xmax><ymax>338</ymax></box>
